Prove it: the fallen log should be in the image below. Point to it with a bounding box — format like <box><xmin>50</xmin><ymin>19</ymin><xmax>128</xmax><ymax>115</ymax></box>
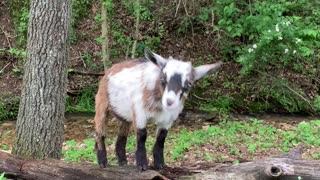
<box><xmin>183</xmin><ymin>146</ymin><xmax>320</xmax><ymax>180</ymax></box>
<box><xmin>1</xmin><ymin>146</ymin><xmax>319</xmax><ymax>180</ymax></box>
<box><xmin>0</xmin><ymin>151</ymin><xmax>166</xmax><ymax>180</ymax></box>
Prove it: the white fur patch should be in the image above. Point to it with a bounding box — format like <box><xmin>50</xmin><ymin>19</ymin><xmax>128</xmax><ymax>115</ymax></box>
<box><xmin>163</xmin><ymin>60</ymin><xmax>192</xmax><ymax>85</ymax></box>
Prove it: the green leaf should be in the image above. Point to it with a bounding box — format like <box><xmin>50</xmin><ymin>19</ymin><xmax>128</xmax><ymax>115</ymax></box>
<box><xmin>299</xmin><ymin>47</ymin><xmax>314</xmax><ymax>56</ymax></box>
<box><xmin>303</xmin><ymin>29</ymin><xmax>318</xmax><ymax>38</ymax></box>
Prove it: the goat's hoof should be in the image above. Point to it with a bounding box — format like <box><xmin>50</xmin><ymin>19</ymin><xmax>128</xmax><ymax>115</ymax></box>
<box><xmin>98</xmin><ymin>161</ymin><xmax>106</xmax><ymax>168</ymax></box>
<box><xmin>138</xmin><ymin>165</ymin><xmax>148</xmax><ymax>171</ymax></box>
<box><xmin>118</xmin><ymin>160</ymin><xmax>128</xmax><ymax>166</ymax></box>
<box><xmin>153</xmin><ymin>163</ymin><xmax>165</xmax><ymax>170</ymax></box>
<box><xmin>97</xmin><ymin>151</ymin><xmax>107</xmax><ymax>168</ymax></box>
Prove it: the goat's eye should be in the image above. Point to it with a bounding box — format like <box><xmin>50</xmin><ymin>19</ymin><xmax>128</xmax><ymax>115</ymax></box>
<box><xmin>183</xmin><ymin>82</ymin><xmax>192</xmax><ymax>92</ymax></box>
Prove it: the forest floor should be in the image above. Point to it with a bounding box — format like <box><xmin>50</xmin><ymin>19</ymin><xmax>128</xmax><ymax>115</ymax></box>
<box><xmin>1</xmin><ymin>112</ymin><xmax>319</xmax><ymax>179</ymax></box>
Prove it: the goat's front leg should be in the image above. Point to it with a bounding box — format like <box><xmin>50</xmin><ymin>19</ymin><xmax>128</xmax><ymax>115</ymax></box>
<box><xmin>136</xmin><ymin>128</ymin><xmax>148</xmax><ymax>171</ymax></box>
<box><xmin>153</xmin><ymin>128</ymin><xmax>168</xmax><ymax>170</ymax></box>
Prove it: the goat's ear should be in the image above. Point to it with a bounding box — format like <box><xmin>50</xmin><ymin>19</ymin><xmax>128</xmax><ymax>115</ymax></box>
<box><xmin>194</xmin><ymin>61</ymin><xmax>223</xmax><ymax>81</ymax></box>
<box><xmin>144</xmin><ymin>48</ymin><xmax>167</xmax><ymax>68</ymax></box>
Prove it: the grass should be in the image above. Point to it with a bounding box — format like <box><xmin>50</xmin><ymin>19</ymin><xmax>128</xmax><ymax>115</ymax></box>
<box><xmin>66</xmin><ymin>85</ymin><xmax>97</xmax><ymax>113</ymax></box>
<box><xmin>0</xmin><ymin>173</ymin><xmax>6</xmax><ymax>180</ymax></box>
<box><xmin>62</xmin><ymin>139</ymin><xmax>97</xmax><ymax>163</ymax></box>
<box><xmin>62</xmin><ymin>119</ymin><xmax>320</xmax><ymax>165</ymax></box>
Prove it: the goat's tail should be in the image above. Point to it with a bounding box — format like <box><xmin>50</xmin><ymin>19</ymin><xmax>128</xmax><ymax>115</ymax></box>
<box><xmin>94</xmin><ymin>74</ymin><xmax>109</xmax><ymax>168</ymax></box>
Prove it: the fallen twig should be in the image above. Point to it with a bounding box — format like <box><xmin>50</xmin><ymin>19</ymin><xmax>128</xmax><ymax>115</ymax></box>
<box><xmin>0</xmin><ymin>62</ymin><xmax>11</xmax><ymax>73</ymax></box>
<box><xmin>69</xmin><ymin>70</ymin><xmax>105</xmax><ymax>76</ymax></box>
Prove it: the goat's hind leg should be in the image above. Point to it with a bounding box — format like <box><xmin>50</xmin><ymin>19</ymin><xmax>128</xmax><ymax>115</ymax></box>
<box><xmin>116</xmin><ymin>121</ymin><xmax>131</xmax><ymax>166</ymax></box>
<box><xmin>94</xmin><ymin>76</ymin><xmax>109</xmax><ymax>168</ymax></box>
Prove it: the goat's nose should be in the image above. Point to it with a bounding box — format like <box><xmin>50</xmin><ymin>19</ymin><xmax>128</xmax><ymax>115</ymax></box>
<box><xmin>166</xmin><ymin>99</ymin><xmax>174</xmax><ymax>106</ymax></box>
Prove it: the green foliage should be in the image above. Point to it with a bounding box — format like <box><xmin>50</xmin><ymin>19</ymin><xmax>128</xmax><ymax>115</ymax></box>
<box><xmin>62</xmin><ymin>119</ymin><xmax>320</xmax><ymax>166</ymax></box>
<box><xmin>313</xmin><ymin>96</ymin><xmax>320</xmax><ymax>111</ymax></box>
<box><xmin>169</xmin><ymin>119</ymin><xmax>320</xmax><ymax>161</ymax></box>
<box><xmin>70</xmin><ymin>0</ymin><xmax>93</xmax><ymax>43</ymax></box>
<box><xmin>0</xmin><ymin>144</ymin><xmax>10</xmax><ymax>151</ymax></box>
<box><xmin>8</xmin><ymin>48</ymin><xmax>26</xmax><ymax>59</ymax></box>
<box><xmin>8</xmin><ymin>0</ymin><xmax>29</xmax><ymax>47</ymax></box>
<box><xmin>66</xmin><ymin>85</ymin><xmax>97</xmax><ymax>113</ymax></box>
<box><xmin>0</xmin><ymin>94</ymin><xmax>20</xmax><ymax>121</ymax></box>
<box><xmin>199</xmin><ymin>95</ymin><xmax>234</xmax><ymax>113</ymax></box>
<box><xmin>205</xmin><ymin>0</ymin><xmax>320</xmax><ymax>114</ymax></box>
<box><xmin>0</xmin><ymin>173</ymin><xmax>7</xmax><ymax>180</ymax></box>
<box><xmin>9</xmin><ymin>0</ymin><xmax>93</xmax><ymax>45</ymax></box>
<box><xmin>121</xmin><ymin>0</ymin><xmax>154</xmax><ymax>21</ymax></box>
<box><xmin>126</xmin><ymin>134</ymin><xmax>155</xmax><ymax>154</ymax></box>
<box><xmin>62</xmin><ymin>139</ymin><xmax>96</xmax><ymax>163</ymax></box>
<box><xmin>83</xmin><ymin>52</ymin><xmax>98</xmax><ymax>69</ymax></box>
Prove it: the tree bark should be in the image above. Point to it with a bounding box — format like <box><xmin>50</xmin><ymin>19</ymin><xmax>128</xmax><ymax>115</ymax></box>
<box><xmin>131</xmin><ymin>0</ymin><xmax>140</xmax><ymax>59</ymax></box>
<box><xmin>0</xmin><ymin>151</ymin><xmax>165</xmax><ymax>180</ymax></box>
<box><xmin>183</xmin><ymin>146</ymin><xmax>320</xmax><ymax>180</ymax></box>
<box><xmin>12</xmin><ymin>0</ymin><xmax>71</xmax><ymax>159</ymax></box>
<box><xmin>101</xmin><ymin>0</ymin><xmax>111</xmax><ymax>70</ymax></box>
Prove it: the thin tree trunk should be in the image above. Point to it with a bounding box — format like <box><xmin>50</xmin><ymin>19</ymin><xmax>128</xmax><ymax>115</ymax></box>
<box><xmin>101</xmin><ymin>0</ymin><xmax>111</xmax><ymax>70</ymax></box>
<box><xmin>131</xmin><ymin>0</ymin><xmax>140</xmax><ymax>58</ymax></box>
<box><xmin>13</xmin><ymin>0</ymin><xmax>71</xmax><ymax>159</ymax></box>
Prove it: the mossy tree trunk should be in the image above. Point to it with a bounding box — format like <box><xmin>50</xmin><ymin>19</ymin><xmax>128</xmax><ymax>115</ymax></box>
<box><xmin>13</xmin><ymin>0</ymin><xmax>72</xmax><ymax>159</ymax></box>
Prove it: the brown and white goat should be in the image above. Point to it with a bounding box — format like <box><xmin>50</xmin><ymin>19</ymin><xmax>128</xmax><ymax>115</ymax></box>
<box><xmin>94</xmin><ymin>48</ymin><xmax>222</xmax><ymax>171</ymax></box>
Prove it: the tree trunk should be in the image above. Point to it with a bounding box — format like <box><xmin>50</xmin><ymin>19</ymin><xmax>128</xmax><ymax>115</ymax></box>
<box><xmin>12</xmin><ymin>0</ymin><xmax>71</xmax><ymax>159</ymax></box>
<box><xmin>101</xmin><ymin>0</ymin><xmax>111</xmax><ymax>70</ymax></box>
<box><xmin>0</xmin><ymin>151</ymin><xmax>165</xmax><ymax>180</ymax></box>
<box><xmin>131</xmin><ymin>0</ymin><xmax>140</xmax><ymax>59</ymax></box>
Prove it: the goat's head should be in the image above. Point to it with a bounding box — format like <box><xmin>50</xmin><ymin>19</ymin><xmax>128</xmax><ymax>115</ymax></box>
<box><xmin>145</xmin><ymin>48</ymin><xmax>222</xmax><ymax>110</ymax></box>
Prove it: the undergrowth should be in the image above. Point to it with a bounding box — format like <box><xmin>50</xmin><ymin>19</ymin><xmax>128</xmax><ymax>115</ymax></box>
<box><xmin>62</xmin><ymin>119</ymin><xmax>320</xmax><ymax>165</ymax></box>
<box><xmin>0</xmin><ymin>94</ymin><xmax>20</xmax><ymax>121</ymax></box>
<box><xmin>66</xmin><ymin>85</ymin><xmax>97</xmax><ymax>113</ymax></box>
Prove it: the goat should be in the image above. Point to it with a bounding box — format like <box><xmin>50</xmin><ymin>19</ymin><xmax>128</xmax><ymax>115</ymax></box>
<box><xmin>94</xmin><ymin>48</ymin><xmax>222</xmax><ymax>171</ymax></box>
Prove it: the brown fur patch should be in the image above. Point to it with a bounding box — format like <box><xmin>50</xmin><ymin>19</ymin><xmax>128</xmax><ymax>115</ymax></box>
<box><xmin>131</xmin><ymin>104</ymin><xmax>137</xmax><ymax>133</ymax></box>
<box><xmin>107</xmin><ymin>59</ymin><xmax>144</xmax><ymax>77</ymax></box>
<box><xmin>142</xmin><ymin>78</ymin><xmax>163</xmax><ymax>113</ymax></box>
<box><xmin>94</xmin><ymin>74</ymin><xmax>109</xmax><ymax>136</ymax></box>
<box><xmin>118</xmin><ymin>121</ymin><xmax>131</xmax><ymax>137</ymax></box>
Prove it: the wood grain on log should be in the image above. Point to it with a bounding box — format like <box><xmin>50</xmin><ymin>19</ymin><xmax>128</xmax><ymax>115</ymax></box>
<box><xmin>0</xmin><ymin>151</ymin><xmax>165</xmax><ymax>180</ymax></box>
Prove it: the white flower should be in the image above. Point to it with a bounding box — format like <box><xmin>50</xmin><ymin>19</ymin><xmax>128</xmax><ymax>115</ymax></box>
<box><xmin>284</xmin><ymin>49</ymin><xmax>289</xmax><ymax>54</ymax></box>
<box><xmin>253</xmin><ymin>44</ymin><xmax>257</xmax><ymax>49</ymax></box>
<box><xmin>295</xmin><ymin>38</ymin><xmax>302</xmax><ymax>44</ymax></box>
<box><xmin>293</xmin><ymin>50</ymin><xmax>297</xmax><ymax>54</ymax></box>
<box><xmin>278</xmin><ymin>36</ymin><xmax>283</xmax><ymax>40</ymax></box>
<box><xmin>248</xmin><ymin>48</ymin><xmax>254</xmax><ymax>53</ymax></box>
<box><xmin>275</xmin><ymin>24</ymin><xmax>280</xmax><ymax>32</ymax></box>
<box><xmin>285</xmin><ymin>21</ymin><xmax>291</xmax><ymax>26</ymax></box>
<box><xmin>268</xmin><ymin>30</ymin><xmax>271</xmax><ymax>33</ymax></box>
